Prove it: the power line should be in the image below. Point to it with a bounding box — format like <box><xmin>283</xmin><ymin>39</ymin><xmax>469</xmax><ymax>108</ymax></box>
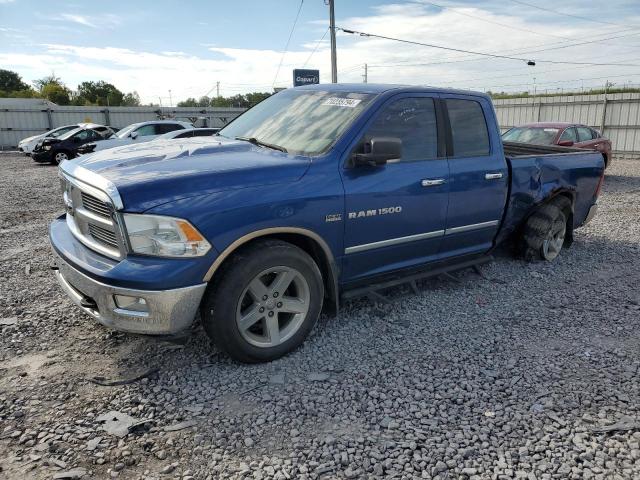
<box><xmin>338</xmin><ymin>27</ymin><xmax>640</xmax><ymax>68</ymax></box>
<box><xmin>358</xmin><ymin>26</ymin><xmax>640</xmax><ymax>71</ymax></box>
<box><xmin>421</xmin><ymin>0</ymin><xmax>576</xmax><ymax>41</ymax></box>
<box><xmin>302</xmin><ymin>27</ymin><xmax>329</xmax><ymax>68</ymax></box>
<box><xmin>365</xmin><ymin>30</ymin><xmax>640</xmax><ymax>70</ymax></box>
<box><xmin>272</xmin><ymin>0</ymin><xmax>304</xmax><ymax>88</ymax></box>
<box><xmin>508</xmin><ymin>0</ymin><xmax>633</xmax><ymax>28</ymax></box>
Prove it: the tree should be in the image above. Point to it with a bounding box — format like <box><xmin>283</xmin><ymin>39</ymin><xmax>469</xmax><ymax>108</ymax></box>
<box><xmin>122</xmin><ymin>91</ymin><xmax>141</xmax><ymax>106</ymax></box>
<box><xmin>177</xmin><ymin>97</ymin><xmax>199</xmax><ymax>107</ymax></box>
<box><xmin>33</xmin><ymin>74</ymin><xmax>64</xmax><ymax>92</ymax></box>
<box><xmin>41</xmin><ymin>83</ymin><xmax>71</xmax><ymax>105</ymax></box>
<box><xmin>77</xmin><ymin>81</ymin><xmax>124</xmax><ymax>106</ymax></box>
<box><xmin>0</xmin><ymin>69</ymin><xmax>30</xmax><ymax>92</ymax></box>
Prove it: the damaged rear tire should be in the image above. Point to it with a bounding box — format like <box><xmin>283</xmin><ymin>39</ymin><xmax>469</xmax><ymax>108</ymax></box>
<box><xmin>523</xmin><ymin>196</ymin><xmax>571</xmax><ymax>262</ymax></box>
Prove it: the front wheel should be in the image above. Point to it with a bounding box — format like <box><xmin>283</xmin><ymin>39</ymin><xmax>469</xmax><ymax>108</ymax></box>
<box><xmin>201</xmin><ymin>239</ymin><xmax>324</xmax><ymax>363</ymax></box>
<box><xmin>53</xmin><ymin>151</ymin><xmax>69</xmax><ymax>165</ymax></box>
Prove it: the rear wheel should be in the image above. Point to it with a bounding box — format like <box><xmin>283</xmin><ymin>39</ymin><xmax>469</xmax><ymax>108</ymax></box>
<box><xmin>523</xmin><ymin>197</ymin><xmax>570</xmax><ymax>262</ymax></box>
<box><xmin>201</xmin><ymin>239</ymin><xmax>324</xmax><ymax>363</ymax></box>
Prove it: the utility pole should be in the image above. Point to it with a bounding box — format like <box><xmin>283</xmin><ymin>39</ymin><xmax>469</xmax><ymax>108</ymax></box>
<box><xmin>328</xmin><ymin>0</ymin><xmax>337</xmax><ymax>83</ymax></box>
<box><xmin>216</xmin><ymin>81</ymin><xmax>220</xmax><ymax>98</ymax></box>
<box><xmin>363</xmin><ymin>63</ymin><xmax>368</xmax><ymax>83</ymax></box>
<box><xmin>168</xmin><ymin>89</ymin><xmax>172</xmax><ymax>107</ymax></box>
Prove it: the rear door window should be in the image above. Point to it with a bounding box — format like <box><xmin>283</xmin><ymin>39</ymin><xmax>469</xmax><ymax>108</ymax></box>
<box><xmin>446</xmin><ymin>99</ymin><xmax>490</xmax><ymax>157</ymax></box>
<box><xmin>559</xmin><ymin>127</ymin><xmax>578</xmax><ymax>143</ymax></box>
<box><xmin>576</xmin><ymin>127</ymin><xmax>594</xmax><ymax>142</ymax></box>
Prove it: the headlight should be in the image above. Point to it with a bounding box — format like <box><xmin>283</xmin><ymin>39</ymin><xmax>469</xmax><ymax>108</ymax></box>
<box><xmin>123</xmin><ymin>214</ymin><xmax>211</xmax><ymax>257</ymax></box>
<box><xmin>44</xmin><ymin>145</ymin><xmax>51</xmax><ymax>150</ymax></box>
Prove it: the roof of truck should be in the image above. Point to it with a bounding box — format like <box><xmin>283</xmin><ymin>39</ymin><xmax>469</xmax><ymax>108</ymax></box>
<box><xmin>294</xmin><ymin>83</ymin><xmax>489</xmax><ymax>98</ymax></box>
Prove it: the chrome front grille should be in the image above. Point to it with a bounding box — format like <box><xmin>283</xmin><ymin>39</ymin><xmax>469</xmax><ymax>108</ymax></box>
<box><xmin>61</xmin><ymin>174</ymin><xmax>124</xmax><ymax>259</ymax></box>
<box><xmin>81</xmin><ymin>192</ymin><xmax>111</xmax><ymax>218</ymax></box>
<box><xmin>88</xmin><ymin>224</ymin><xmax>119</xmax><ymax>248</ymax></box>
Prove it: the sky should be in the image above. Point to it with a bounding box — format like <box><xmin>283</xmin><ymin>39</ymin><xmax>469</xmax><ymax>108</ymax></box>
<box><xmin>1</xmin><ymin>0</ymin><xmax>640</xmax><ymax>104</ymax></box>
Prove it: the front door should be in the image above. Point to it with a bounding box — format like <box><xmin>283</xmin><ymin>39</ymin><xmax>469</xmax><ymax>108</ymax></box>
<box><xmin>340</xmin><ymin>95</ymin><xmax>449</xmax><ymax>282</ymax></box>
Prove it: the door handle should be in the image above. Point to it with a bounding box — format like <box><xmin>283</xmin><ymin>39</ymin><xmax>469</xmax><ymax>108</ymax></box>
<box><xmin>485</xmin><ymin>173</ymin><xmax>503</xmax><ymax>180</ymax></box>
<box><xmin>421</xmin><ymin>178</ymin><xmax>446</xmax><ymax>187</ymax></box>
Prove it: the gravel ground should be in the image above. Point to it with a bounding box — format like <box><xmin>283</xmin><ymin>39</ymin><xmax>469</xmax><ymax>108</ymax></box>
<box><xmin>0</xmin><ymin>152</ymin><xmax>639</xmax><ymax>480</ymax></box>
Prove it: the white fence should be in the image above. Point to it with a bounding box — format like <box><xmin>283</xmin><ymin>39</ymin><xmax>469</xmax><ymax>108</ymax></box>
<box><xmin>493</xmin><ymin>92</ymin><xmax>640</xmax><ymax>154</ymax></box>
<box><xmin>0</xmin><ymin>102</ymin><xmax>245</xmax><ymax>149</ymax></box>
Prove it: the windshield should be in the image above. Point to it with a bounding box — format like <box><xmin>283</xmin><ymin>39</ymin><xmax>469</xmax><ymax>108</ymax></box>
<box><xmin>58</xmin><ymin>127</ymin><xmax>84</xmax><ymax>140</ymax></box>
<box><xmin>218</xmin><ymin>89</ymin><xmax>376</xmax><ymax>155</ymax></box>
<box><xmin>50</xmin><ymin>126</ymin><xmax>78</xmax><ymax>138</ymax></box>
<box><xmin>115</xmin><ymin>123</ymin><xmax>140</xmax><ymax>138</ymax></box>
<box><xmin>502</xmin><ymin>127</ymin><xmax>560</xmax><ymax>145</ymax></box>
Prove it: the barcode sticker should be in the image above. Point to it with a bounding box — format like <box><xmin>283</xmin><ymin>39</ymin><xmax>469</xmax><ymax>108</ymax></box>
<box><xmin>322</xmin><ymin>97</ymin><xmax>362</xmax><ymax>108</ymax></box>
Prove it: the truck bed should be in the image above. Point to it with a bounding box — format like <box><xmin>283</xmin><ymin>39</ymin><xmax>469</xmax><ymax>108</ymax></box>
<box><xmin>497</xmin><ymin>142</ymin><xmax>605</xmax><ymax>244</ymax></box>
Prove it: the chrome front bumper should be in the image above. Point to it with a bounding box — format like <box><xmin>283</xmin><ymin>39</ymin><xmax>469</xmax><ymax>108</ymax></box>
<box><xmin>51</xmin><ymin>249</ymin><xmax>207</xmax><ymax>335</ymax></box>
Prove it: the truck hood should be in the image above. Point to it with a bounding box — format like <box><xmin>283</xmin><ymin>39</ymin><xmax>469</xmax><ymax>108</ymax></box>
<box><xmin>63</xmin><ymin>136</ymin><xmax>311</xmax><ymax>211</ymax></box>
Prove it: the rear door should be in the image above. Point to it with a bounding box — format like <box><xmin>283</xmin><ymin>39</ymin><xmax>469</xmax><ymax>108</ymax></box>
<box><xmin>341</xmin><ymin>94</ymin><xmax>449</xmax><ymax>282</ymax></box>
<box><xmin>440</xmin><ymin>95</ymin><xmax>508</xmax><ymax>258</ymax></box>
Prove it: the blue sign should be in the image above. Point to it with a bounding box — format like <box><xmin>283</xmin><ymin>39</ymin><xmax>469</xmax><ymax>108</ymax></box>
<box><xmin>293</xmin><ymin>69</ymin><xmax>320</xmax><ymax>87</ymax></box>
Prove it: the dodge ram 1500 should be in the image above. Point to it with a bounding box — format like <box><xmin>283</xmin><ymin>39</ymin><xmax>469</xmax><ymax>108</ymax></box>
<box><xmin>50</xmin><ymin>84</ymin><xmax>605</xmax><ymax>362</ymax></box>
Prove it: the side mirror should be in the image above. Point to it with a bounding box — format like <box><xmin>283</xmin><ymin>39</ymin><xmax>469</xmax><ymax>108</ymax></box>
<box><xmin>558</xmin><ymin>140</ymin><xmax>574</xmax><ymax>147</ymax></box>
<box><xmin>352</xmin><ymin>137</ymin><xmax>402</xmax><ymax>167</ymax></box>
<box><xmin>130</xmin><ymin>131</ymin><xmax>139</xmax><ymax>140</ymax></box>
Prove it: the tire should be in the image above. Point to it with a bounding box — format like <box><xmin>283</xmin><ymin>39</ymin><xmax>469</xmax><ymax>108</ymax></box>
<box><xmin>201</xmin><ymin>239</ymin><xmax>324</xmax><ymax>363</ymax></box>
<box><xmin>52</xmin><ymin>151</ymin><xmax>70</xmax><ymax>165</ymax></box>
<box><xmin>522</xmin><ymin>197</ymin><xmax>570</xmax><ymax>262</ymax></box>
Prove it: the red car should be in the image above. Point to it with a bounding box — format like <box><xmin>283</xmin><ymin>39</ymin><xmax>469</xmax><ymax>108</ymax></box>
<box><xmin>502</xmin><ymin>122</ymin><xmax>612</xmax><ymax>168</ymax></box>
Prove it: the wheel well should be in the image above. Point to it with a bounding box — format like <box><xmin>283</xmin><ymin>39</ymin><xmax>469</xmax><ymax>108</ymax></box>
<box><xmin>207</xmin><ymin>232</ymin><xmax>339</xmax><ymax>314</ymax></box>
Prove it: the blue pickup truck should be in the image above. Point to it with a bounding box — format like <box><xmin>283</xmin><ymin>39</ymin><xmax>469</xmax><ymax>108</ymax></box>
<box><xmin>50</xmin><ymin>84</ymin><xmax>605</xmax><ymax>362</ymax></box>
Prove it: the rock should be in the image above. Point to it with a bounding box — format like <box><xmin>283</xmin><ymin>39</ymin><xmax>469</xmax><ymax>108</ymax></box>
<box><xmin>160</xmin><ymin>464</ymin><xmax>176</xmax><ymax>474</ymax></box>
<box><xmin>97</xmin><ymin>411</ymin><xmax>139</xmax><ymax>438</ymax></box>
<box><xmin>86</xmin><ymin>436</ymin><xmax>102</xmax><ymax>451</ymax></box>
<box><xmin>163</xmin><ymin>420</ymin><xmax>197</xmax><ymax>432</ymax></box>
<box><xmin>307</xmin><ymin>372</ymin><xmax>330</xmax><ymax>382</ymax></box>
<box><xmin>244</xmin><ymin>437</ymin><xmax>255</xmax><ymax>447</ymax></box>
<box><xmin>0</xmin><ymin>317</ymin><xmax>17</xmax><ymax>326</ymax></box>
<box><xmin>53</xmin><ymin>469</ymin><xmax>87</xmax><ymax>479</ymax></box>
<box><xmin>269</xmin><ymin>373</ymin><xmax>285</xmax><ymax>384</ymax></box>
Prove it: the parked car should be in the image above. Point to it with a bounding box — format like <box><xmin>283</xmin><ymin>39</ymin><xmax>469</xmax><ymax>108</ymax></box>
<box><xmin>77</xmin><ymin>120</ymin><xmax>193</xmax><ymax>154</ymax></box>
<box><xmin>32</xmin><ymin>127</ymin><xmax>112</xmax><ymax>164</ymax></box>
<box><xmin>50</xmin><ymin>85</ymin><xmax>604</xmax><ymax>363</ymax></box>
<box><xmin>18</xmin><ymin>123</ymin><xmax>113</xmax><ymax>155</ymax></box>
<box><xmin>151</xmin><ymin>127</ymin><xmax>220</xmax><ymax>141</ymax></box>
<box><xmin>502</xmin><ymin>122</ymin><xmax>612</xmax><ymax>167</ymax></box>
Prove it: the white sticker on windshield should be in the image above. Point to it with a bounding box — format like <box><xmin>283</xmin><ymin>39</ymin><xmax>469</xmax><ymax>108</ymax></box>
<box><xmin>543</xmin><ymin>128</ymin><xmax>556</xmax><ymax>132</ymax></box>
<box><xmin>322</xmin><ymin>97</ymin><xmax>362</xmax><ymax>108</ymax></box>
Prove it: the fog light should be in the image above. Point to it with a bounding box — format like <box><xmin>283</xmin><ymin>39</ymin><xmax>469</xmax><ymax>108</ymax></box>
<box><xmin>114</xmin><ymin>295</ymin><xmax>148</xmax><ymax>313</ymax></box>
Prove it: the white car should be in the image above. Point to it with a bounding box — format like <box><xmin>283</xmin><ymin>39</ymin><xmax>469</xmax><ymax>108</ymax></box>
<box><xmin>151</xmin><ymin>127</ymin><xmax>220</xmax><ymax>141</ymax></box>
<box><xmin>79</xmin><ymin>120</ymin><xmax>193</xmax><ymax>154</ymax></box>
<box><xmin>18</xmin><ymin>123</ymin><xmax>112</xmax><ymax>155</ymax></box>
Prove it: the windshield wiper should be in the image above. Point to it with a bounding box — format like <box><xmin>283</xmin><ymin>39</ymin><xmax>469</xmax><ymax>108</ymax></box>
<box><xmin>235</xmin><ymin>136</ymin><xmax>287</xmax><ymax>153</ymax></box>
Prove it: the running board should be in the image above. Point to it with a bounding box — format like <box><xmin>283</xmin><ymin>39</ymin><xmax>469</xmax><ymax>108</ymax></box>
<box><xmin>340</xmin><ymin>255</ymin><xmax>493</xmax><ymax>302</ymax></box>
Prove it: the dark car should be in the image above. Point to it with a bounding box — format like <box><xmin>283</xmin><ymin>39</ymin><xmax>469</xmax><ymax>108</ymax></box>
<box><xmin>32</xmin><ymin>127</ymin><xmax>114</xmax><ymax>165</ymax></box>
<box><xmin>502</xmin><ymin>122</ymin><xmax>612</xmax><ymax>168</ymax></box>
